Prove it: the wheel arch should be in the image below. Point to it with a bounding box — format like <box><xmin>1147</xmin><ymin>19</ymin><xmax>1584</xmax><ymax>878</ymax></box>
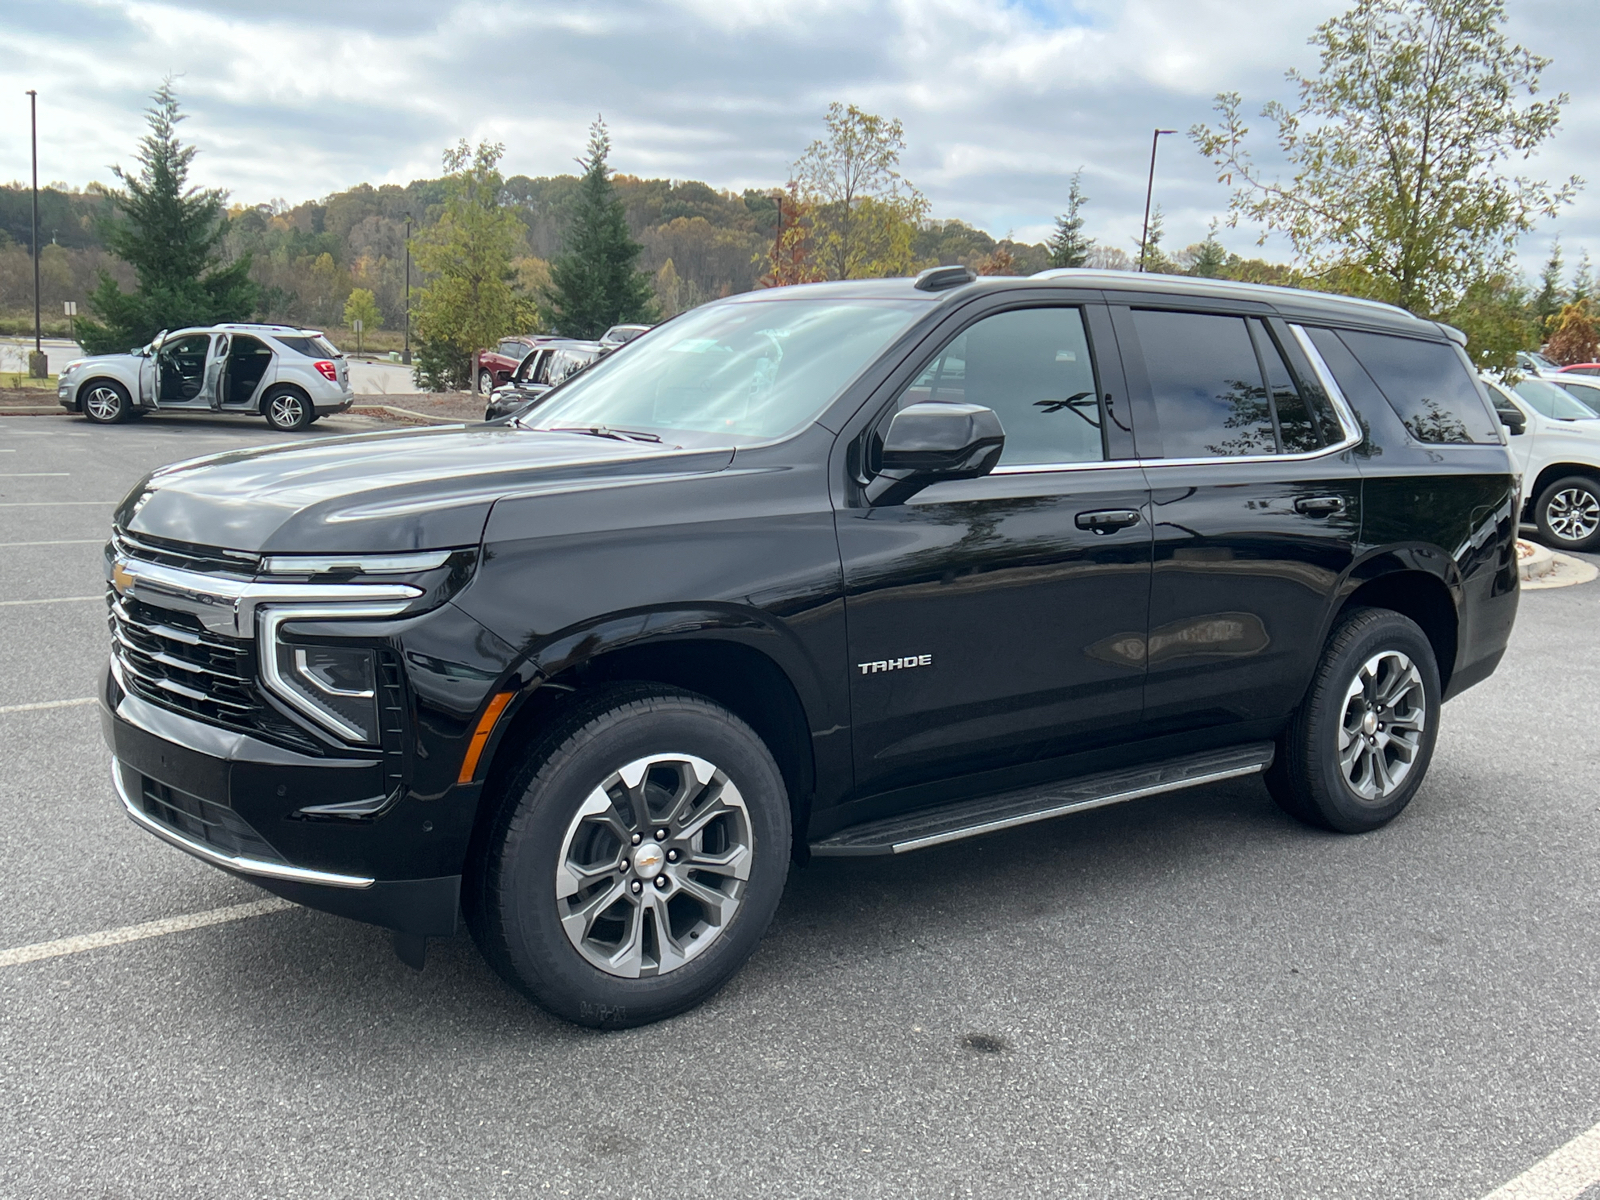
<box><xmin>259</xmin><ymin>379</ymin><xmax>312</xmax><ymax>412</ymax></box>
<box><xmin>1333</xmin><ymin>564</ymin><xmax>1459</xmax><ymax>692</ymax></box>
<box><xmin>474</xmin><ymin>621</ymin><xmax>825</xmax><ymax>861</ymax></box>
<box><xmin>1527</xmin><ymin>462</ymin><xmax>1600</xmax><ymax>512</ymax></box>
<box><xmin>75</xmin><ymin>375</ymin><xmax>131</xmax><ymax>413</ymax></box>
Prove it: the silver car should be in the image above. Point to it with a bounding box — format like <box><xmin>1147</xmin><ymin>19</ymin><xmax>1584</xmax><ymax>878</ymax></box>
<box><xmin>57</xmin><ymin>323</ymin><xmax>355</xmax><ymax>430</ymax></box>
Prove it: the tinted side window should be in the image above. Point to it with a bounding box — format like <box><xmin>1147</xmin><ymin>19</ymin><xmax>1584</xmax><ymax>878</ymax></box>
<box><xmin>897</xmin><ymin>307</ymin><xmax>1105</xmax><ymax>466</ymax></box>
<box><xmin>1132</xmin><ymin>309</ymin><xmax>1274</xmax><ymax>458</ymax></box>
<box><xmin>1249</xmin><ymin>318</ymin><xmax>1336</xmax><ymax>453</ymax></box>
<box><xmin>1337</xmin><ymin>331</ymin><xmax>1500</xmax><ymax>444</ymax></box>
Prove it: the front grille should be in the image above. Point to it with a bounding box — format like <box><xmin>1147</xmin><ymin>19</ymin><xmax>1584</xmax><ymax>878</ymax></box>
<box><xmin>138</xmin><ymin>774</ymin><xmax>284</xmax><ymax>863</ymax></box>
<box><xmin>108</xmin><ymin>590</ymin><xmax>319</xmax><ymax>751</ymax></box>
<box><xmin>110</xmin><ymin>528</ymin><xmax>261</xmax><ymax>577</ymax></box>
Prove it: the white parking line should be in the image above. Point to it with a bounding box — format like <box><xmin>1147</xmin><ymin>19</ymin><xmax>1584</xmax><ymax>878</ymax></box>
<box><xmin>0</xmin><ymin>697</ymin><xmax>96</xmax><ymax>714</ymax></box>
<box><xmin>1482</xmin><ymin>1120</ymin><xmax>1600</xmax><ymax>1199</ymax></box>
<box><xmin>0</xmin><ymin>501</ymin><xmax>116</xmax><ymax>507</ymax></box>
<box><xmin>0</xmin><ymin>595</ymin><xmax>101</xmax><ymax>606</ymax></box>
<box><xmin>0</xmin><ymin>899</ymin><xmax>294</xmax><ymax>969</ymax></box>
<box><xmin>0</xmin><ymin>472</ymin><xmax>70</xmax><ymax>476</ymax></box>
<box><xmin>0</xmin><ymin>539</ymin><xmax>103</xmax><ymax>547</ymax></box>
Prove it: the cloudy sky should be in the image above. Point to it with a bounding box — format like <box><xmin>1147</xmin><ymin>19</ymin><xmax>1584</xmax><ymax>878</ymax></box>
<box><xmin>3</xmin><ymin>0</ymin><xmax>1597</xmax><ymax>275</ymax></box>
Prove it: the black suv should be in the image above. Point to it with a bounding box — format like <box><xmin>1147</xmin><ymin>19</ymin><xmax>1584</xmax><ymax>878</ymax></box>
<box><xmin>101</xmin><ymin>268</ymin><xmax>1518</xmax><ymax>1027</ymax></box>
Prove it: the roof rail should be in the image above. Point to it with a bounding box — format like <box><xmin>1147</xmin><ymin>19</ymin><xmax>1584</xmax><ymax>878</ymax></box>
<box><xmin>914</xmin><ymin>265</ymin><xmax>977</xmax><ymax>292</ymax></box>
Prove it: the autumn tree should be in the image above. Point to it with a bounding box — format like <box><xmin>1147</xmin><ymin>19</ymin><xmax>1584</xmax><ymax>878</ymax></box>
<box><xmin>1546</xmin><ymin>301</ymin><xmax>1599</xmax><ymax>365</ymax></box>
<box><xmin>1046</xmin><ymin>170</ymin><xmax>1093</xmax><ymax>269</ymax></box>
<box><xmin>77</xmin><ymin>81</ymin><xmax>257</xmax><ymax>354</ymax></box>
<box><xmin>760</xmin><ymin>184</ymin><xmax>826</xmax><ymax>288</ymax></box>
<box><xmin>411</xmin><ymin>140</ymin><xmax>533</xmax><ymax>390</ymax></box>
<box><xmin>792</xmin><ymin>103</ymin><xmax>927</xmax><ymax>280</ymax></box>
<box><xmin>543</xmin><ymin>119</ymin><xmax>657</xmax><ymax>338</ymax></box>
<box><xmin>1192</xmin><ymin>0</ymin><xmax>1577</xmax><ymax>318</ymax></box>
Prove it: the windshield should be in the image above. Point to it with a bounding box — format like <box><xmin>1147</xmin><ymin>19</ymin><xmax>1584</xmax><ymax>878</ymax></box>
<box><xmin>1524</xmin><ymin>351</ymin><xmax>1558</xmax><ymax>371</ymax></box>
<box><xmin>519</xmin><ymin>296</ymin><xmax>927</xmax><ymax>443</ymax></box>
<box><xmin>1513</xmin><ymin>377</ymin><xmax>1598</xmax><ymax>421</ymax></box>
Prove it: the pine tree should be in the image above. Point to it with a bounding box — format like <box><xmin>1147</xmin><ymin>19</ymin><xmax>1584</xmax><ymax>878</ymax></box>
<box><xmin>1046</xmin><ymin>170</ymin><xmax>1093</xmax><ymax>269</ymax></box>
<box><xmin>1570</xmin><ymin>248</ymin><xmax>1593</xmax><ymax>305</ymax></box>
<box><xmin>76</xmin><ymin>81</ymin><xmax>257</xmax><ymax>354</ymax></box>
<box><xmin>1533</xmin><ymin>239</ymin><xmax>1564</xmax><ymax>331</ymax></box>
<box><xmin>543</xmin><ymin>119</ymin><xmax>656</xmax><ymax>338</ymax></box>
<box><xmin>1136</xmin><ymin>206</ymin><xmax>1169</xmax><ymax>272</ymax></box>
<box><xmin>1188</xmin><ymin>220</ymin><xmax>1228</xmax><ymax>277</ymax></box>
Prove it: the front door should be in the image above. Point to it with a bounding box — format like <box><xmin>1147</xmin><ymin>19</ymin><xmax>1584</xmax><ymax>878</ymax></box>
<box><xmin>154</xmin><ymin>333</ymin><xmax>215</xmax><ymax>407</ymax></box>
<box><xmin>837</xmin><ymin>300</ymin><xmax>1153</xmax><ymax>798</ymax></box>
<box><xmin>1109</xmin><ymin>301</ymin><xmax>1364</xmax><ymax>734</ymax></box>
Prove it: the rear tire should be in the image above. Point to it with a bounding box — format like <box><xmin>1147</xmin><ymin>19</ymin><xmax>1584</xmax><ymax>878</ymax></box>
<box><xmin>1534</xmin><ymin>475</ymin><xmax>1600</xmax><ymax>553</ymax></box>
<box><xmin>1266</xmin><ymin>607</ymin><xmax>1440</xmax><ymax>833</ymax></box>
<box><xmin>80</xmin><ymin>380</ymin><xmax>131</xmax><ymax>424</ymax></box>
<box><xmin>261</xmin><ymin>385</ymin><xmax>313</xmax><ymax>431</ymax></box>
<box><xmin>466</xmin><ymin>685</ymin><xmax>791</xmax><ymax>1028</ymax></box>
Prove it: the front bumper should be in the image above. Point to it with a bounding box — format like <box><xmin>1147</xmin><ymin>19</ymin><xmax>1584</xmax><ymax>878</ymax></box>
<box><xmin>102</xmin><ymin>668</ymin><xmax>461</xmax><ymax>937</ymax></box>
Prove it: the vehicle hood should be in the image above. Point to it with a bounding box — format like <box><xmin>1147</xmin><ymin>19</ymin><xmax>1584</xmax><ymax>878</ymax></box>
<box><xmin>68</xmin><ymin>351</ymin><xmax>140</xmax><ymax>372</ymax></box>
<box><xmin>116</xmin><ymin>424</ymin><xmax>735</xmax><ymax>553</ymax></box>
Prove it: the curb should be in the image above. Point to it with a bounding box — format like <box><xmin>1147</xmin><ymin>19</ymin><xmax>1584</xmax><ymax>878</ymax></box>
<box><xmin>1518</xmin><ymin>538</ymin><xmax>1598</xmax><ymax>590</ymax></box>
<box><xmin>349</xmin><ymin>405</ymin><xmax>461</xmax><ymax>426</ymax></box>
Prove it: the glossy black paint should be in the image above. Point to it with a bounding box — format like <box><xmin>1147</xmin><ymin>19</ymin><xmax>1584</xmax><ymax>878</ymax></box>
<box><xmin>100</xmin><ymin>271</ymin><xmax>1520</xmax><ymax>940</ymax></box>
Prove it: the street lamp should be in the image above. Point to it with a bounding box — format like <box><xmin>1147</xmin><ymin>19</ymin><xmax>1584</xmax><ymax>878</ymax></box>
<box><xmin>26</xmin><ymin>89</ymin><xmax>45</xmax><ymax>377</ymax></box>
<box><xmin>401</xmin><ymin>211</ymin><xmax>413</xmax><ymax>366</ymax></box>
<box><xmin>1138</xmin><ymin>128</ymin><xmax>1177</xmax><ymax>273</ymax></box>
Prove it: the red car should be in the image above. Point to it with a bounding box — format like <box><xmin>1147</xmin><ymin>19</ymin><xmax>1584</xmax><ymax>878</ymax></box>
<box><xmin>1557</xmin><ymin>363</ymin><xmax>1600</xmax><ymax>377</ymax></box>
<box><xmin>474</xmin><ymin>335</ymin><xmax>543</xmax><ymax>395</ymax></box>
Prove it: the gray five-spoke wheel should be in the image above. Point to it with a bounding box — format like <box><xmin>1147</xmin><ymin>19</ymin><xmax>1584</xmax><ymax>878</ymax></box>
<box><xmin>84</xmin><ymin>385</ymin><xmax>122</xmax><ymax>421</ymax></box>
<box><xmin>1338</xmin><ymin>650</ymin><xmax>1426</xmax><ymax>803</ymax></box>
<box><xmin>269</xmin><ymin>394</ymin><xmax>305</xmax><ymax>427</ymax></box>
<box><xmin>1545</xmin><ymin>486</ymin><xmax>1600</xmax><ymax>543</ymax></box>
<box><xmin>556</xmin><ymin>753</ymin><xmax>753</xmax><ymax>978</ymax></box>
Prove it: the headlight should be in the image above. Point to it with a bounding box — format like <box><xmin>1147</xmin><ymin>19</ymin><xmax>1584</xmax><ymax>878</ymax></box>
<box><xmin>277</xmin><ymin>642</ymin><xmax>380</xmax><ymax>743</ymax></box>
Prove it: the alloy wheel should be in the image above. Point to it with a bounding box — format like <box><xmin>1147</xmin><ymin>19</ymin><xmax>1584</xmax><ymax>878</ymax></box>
<box><xmin>1545</xmin><ymin>486</ymin><xmax>1600</xmax><ymax>543</ymax></box>
<box><xmin>269</xmin><ymin>394</ymin><xmax>305</xmax><ymax>428</ymax></box>
<box><xmin>478</xmin><ymin>370</ymin><xmax>493</xmax><ymax>395</ymax></box>
<box><xmin>1338</xmin><ymin>650</ymin><xmax>1427</xmax><ymax>803</ymax></box>
<box><xmin>84</xmin><ymin>385</ymin><xmax>122</xmax><ymax>421</ymax></box>
<box><xmin>555</xmin><ymin>753</ymin><xmax>753</xmax><ymax>978</ymax></box>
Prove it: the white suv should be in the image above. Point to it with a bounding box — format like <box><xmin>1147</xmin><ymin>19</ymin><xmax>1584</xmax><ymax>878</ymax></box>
<box><xmin>57</xmin><ymin>323</ymin><xmax>355</xmax><ymax>431</ymax></box>
<box><xmin>1483</xmin><ymin>374</ymin><xmax>1600</xmax><ymax>552</ymax></box>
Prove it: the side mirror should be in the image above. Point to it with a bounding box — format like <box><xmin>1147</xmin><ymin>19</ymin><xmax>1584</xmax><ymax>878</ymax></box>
<box><xmin>1498</xmin><ymin>408</ymin><xmax>1526</xmax><ymax>436</ymax></box>
<box><xmin>865</xmin><ymin>402</ymin><xmax>1005</xmax><ymax>507</ymax></box>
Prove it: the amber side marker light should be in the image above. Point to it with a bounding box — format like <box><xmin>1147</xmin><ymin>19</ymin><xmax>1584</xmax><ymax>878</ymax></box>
<box><xmin>458</xmin><ymin>691</ymin><xmax>516</xmax><ymax>785</ymax></box>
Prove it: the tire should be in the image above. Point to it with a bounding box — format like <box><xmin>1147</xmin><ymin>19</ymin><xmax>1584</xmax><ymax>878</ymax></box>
<box><xmin>261</xmin><ymin>386</ymin><xmax>313</xmax><ymax>431</ymax></box>
<box><xmin>80</xmin><ymin>379</ymin><xmax>131</xmax><ymax>424</ymax></box>
<box><xmin>477</xmin><ymin>369</ymin><xmax>493</xmax><ymax>396</ymax></box>
<box><xmin>1265</xmin><ymin>607</ymin><xmax>1441</xmax><ymax>834</ymax></box>
<box><xmin>1534</xmin><ymin>475</ymin><xmax>1600</xmax><ymax>553</ymax></box>
<box><xmin>466</xmin><ymin>685</ymin><xmax>791</xmax><ymax>1028</ymax></box>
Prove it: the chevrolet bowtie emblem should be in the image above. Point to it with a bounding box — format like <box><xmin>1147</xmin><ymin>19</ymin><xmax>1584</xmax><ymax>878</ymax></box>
<box><xmin>111</xmin><ymin>562</ymin><xmax>134</xmax><ymax>596</ymax></box>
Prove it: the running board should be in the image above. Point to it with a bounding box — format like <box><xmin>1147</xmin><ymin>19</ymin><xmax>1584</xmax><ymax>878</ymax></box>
<box><xmin>809</xmin><ymin>742</ymin><xmax>1274</xmax><ymax>857</ymax></box>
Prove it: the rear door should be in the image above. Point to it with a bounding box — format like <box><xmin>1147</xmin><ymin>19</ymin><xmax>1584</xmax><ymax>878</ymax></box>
<box><xmin>837</xmin><ymin>295</ymin><xmax>1153</xmax><ymax>797</ymax></box>
<box><xmin>1110</xmin><ymin>299</ymin><xmax>1364</xmax><ymax>735</ymax></box>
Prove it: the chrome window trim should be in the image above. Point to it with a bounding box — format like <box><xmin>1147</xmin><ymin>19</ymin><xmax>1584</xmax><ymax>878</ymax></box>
<box><xmin>258</xmin><ymin>603</ymin><xmax>414</xmax><ymax>744</ymax></box>
<box><xmin>111</xmin><ymin>556</ymin><xmax>421</xmax><ymax>638</ymax></box>
<box><xmin>111</xmin><ymin>758</ymin><xmax>376</xmax><ymax>889</ymax></box>
<box><xmin>986</xmin><ymin>322</ymin><xmax>1362</xmax><ymax>477</ymax></box>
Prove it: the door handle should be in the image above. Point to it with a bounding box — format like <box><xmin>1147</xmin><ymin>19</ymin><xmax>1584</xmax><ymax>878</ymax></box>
<box><xmin>1294</xmin><ymin>496</ymin><xmax>1346</xmax><ymax>516</ymax></box>
<box><xmin>1076</xmin><ymin>508</ymin><xmax>1143</xmax><ymax>534</ymax></box>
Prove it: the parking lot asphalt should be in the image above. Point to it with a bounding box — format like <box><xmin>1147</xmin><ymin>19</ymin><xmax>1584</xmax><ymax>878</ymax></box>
<box><xmin>2</xmin><ymin>415</ymin><xmax>1598</xmax><ymax>1199</ymax></box>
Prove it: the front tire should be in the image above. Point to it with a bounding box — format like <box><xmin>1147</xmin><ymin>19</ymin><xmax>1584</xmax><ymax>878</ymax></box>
<box><xmin>477</xmin><ymin>369</ymin><xmax>494</xmax><ymax>396</ymax></box>
<box><xmin>1534</xmin><ymin>475</ymin><xmax>1600</xmax><ymax>553</ymax></box>
<box><xmin>467</xmin><ymin>685</ymin><xmax>791</xmax><ymax>1028</ymax></box>
<box><xmin>81</xmin><ymin>380</ymin><xmax>131</xmax><ymax>424</ymax></box>
<box><xmin>261</xmin><ymin>386</ymin><xmax>313</xmax><ymax>431</ymax></box>
<box><xmin>1266</xmin><ymin>607</ymin><xmax>1440</xmax><ymax>833</ymax></box>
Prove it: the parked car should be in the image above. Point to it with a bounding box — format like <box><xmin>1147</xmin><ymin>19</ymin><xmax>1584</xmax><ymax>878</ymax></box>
<box><xmin>474</xmin><ymin>335</ymin><xmax>543</xmax><ymax>395</ymax></box>
<box><xmin>600</xmin><ymin>323</ymin><xmax>652</xmax><ymax>348</ymax></box>
<box><xmin>101</xmin><ymin>268</ymin><xmax>1519</xmax><ymax>1029</ymax></box>
<box><xmin>1557</xmin><ymin>363</ymin><xmax>1600</xmax><ymax>377</ymax></box>
<box><xmin>1517</xmin><ymin>350</ymin><xmax>1562</xmax><ymax>377</ymax></box>
<box><xmin>483</xmin><ymin>340</ymin><xmax>604</xmax><ymax>420</ymax></box>
<box><xmin>57</xmin><ymin>324</ymin><xmax>353</xmax><ymax>431</ymax></box>
<box><xmin>1551</xmin><ymin>374</ymin><xmax>1600</xmax><ymax>416</ymax></box>
<box><xmin>1481</xmin><ymin>374</ymin><xmax>1600</xmax><ymax>551</ymax></box>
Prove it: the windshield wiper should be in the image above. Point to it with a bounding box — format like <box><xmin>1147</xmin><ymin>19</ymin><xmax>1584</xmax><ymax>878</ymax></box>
<box><xmin>546</xmin><ymin>425</ymin><xmax>662</xmax><ymax>444</ymax></box>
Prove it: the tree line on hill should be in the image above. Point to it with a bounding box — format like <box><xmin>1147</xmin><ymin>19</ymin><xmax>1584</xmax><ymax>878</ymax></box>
<box><xmin>2</xmin><ymin>0</ymin><xmax>1594</xmax><ymax>383</ymax></box>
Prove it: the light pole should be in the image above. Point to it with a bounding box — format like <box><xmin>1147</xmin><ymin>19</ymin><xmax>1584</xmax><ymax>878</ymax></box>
<box><xmin>27</xmin><ymin>89</ymin><xmax>45</xmax><ymax>378</ymax></box>
<box><xmin>1138</xmin><ymin>128</ymin><xmax>1176</xmax><ymax>273</ymax></box>
<box><xmin>401</xmin><ymin>211</ymin><xmax>412</xmax><ymax>365</ymax></box>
